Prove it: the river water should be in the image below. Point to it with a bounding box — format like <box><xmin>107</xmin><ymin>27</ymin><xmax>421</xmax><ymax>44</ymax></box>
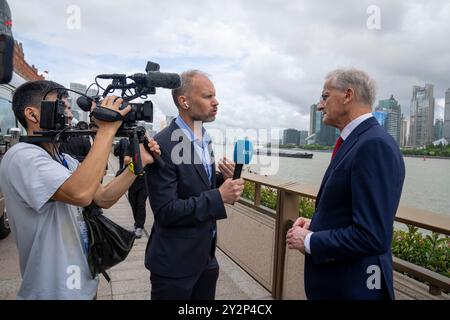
<box><xmin>214</xmin><ymin>146</ymin><xmax>450</xmax><ymax>216</ymax></box>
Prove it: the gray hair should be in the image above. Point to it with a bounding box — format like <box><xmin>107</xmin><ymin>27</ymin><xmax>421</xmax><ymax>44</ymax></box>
<box><xmin>172</xmin><ymin>70</ymin><xmax>209</xmax><ymax>108</ymax></box>
<box><xmin>325</xmin><ymin>68</ymin><xmax>376</xmax><ymax>106</ymax></box>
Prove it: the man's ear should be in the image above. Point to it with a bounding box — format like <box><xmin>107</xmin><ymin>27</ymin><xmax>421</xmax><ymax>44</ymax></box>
<box><xmin>24</xmin><ymin>106</ymin><xmax>39</xmax><ymax>124</ymax></box>
<box><xmin>343</xmin><ymin>88</ymin><xmax>355</xmax><ymax>105</ymax></box>
<box><xmin>178</xmin><ymin>96</ymin><xmax>189</xmax><ymax>110</ymax></box>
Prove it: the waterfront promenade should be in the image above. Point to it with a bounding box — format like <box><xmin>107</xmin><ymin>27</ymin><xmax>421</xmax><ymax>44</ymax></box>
<box><xmin>0</xmin><ymin>152</ymin><xmax>447</xmax><ymax>300</ymax></box>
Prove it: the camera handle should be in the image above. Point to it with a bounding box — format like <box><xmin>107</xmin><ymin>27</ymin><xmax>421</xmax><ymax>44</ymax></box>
<box><xmin>128</xmin><ymin>126</ymin><xmax>166</xmax><ymax>175</ymax></box>
<box><xmin>90</xmin><ymin>106</ymin><xmax>124</xmax><ymax>122</ymax></box>
<box><xmin>134</xmin><ymin>126</ymin><xmax>165</xmax><ymax>169</ymax></box>
<box><xmin>142</xmin><ymin>136</ymin><xmax>165</xmax><ymax>168</ymax></box>
<box><xmin>129</xmin><ymin>128</ymin><xmax>144</xmax><ymax>176</ymax></box>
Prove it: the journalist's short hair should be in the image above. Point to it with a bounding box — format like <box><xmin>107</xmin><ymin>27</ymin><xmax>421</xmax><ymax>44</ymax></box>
<box><xmin>325</xmin><ymin>68</ymin><xmax>376</xmax><ymax>106</ymax></box>
<box><xmin>12</xmin><ymin>80</ymin><xmax>67</xmax><ymax>129</ymax></box>
<box><xmin>171</xmin><ymin>70</ymin><xmax>209</xmax><ymax>108</ymax></box>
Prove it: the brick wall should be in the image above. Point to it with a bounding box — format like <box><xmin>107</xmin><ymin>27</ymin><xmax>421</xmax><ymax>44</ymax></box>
<box><xmin>13</xmin><ymin>41</ymin><xmax>45</xmax><ymax>81</ymax></box>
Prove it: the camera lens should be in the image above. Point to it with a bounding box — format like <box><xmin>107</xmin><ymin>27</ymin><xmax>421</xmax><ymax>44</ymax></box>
<box><xmin>126</xmin><ymin>101</ymin><xmax>153</xmax><ymax>123</ymax></box>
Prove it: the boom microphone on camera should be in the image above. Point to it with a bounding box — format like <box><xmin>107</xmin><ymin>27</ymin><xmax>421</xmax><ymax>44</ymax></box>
<box><xmin>128</xmin><ymin>72</ymin><xmax>181</xmax><ymax>90</ymax></box>
<box><xmin>77</xmin><ymin>96</ymin><xmax>94</xmax><ymax>112</ymax></box>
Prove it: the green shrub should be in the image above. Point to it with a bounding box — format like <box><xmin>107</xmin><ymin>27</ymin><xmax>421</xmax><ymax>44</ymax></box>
<box><xmin>260</xmin><ymin>187</ymin><xmax>277</xmax><ymax>209</ymax></box>
<box><xmin>242</xmin><ymin>181</ymin><xmax>277</xmax><ymax>209</ymax></box>
<box><xmin>242</xmin><ymin>181</ymin><xmax>255</xmax><ymax>202</ymax></box>
<box><xmin>299</xmin><ymin>197</ymin><xmax>315</xmax><ymax>219</ymax></box>
<box><xmin>392</xmin><ymin>225</ymin><xmax>449</xmax><ymax>278</ymax></box>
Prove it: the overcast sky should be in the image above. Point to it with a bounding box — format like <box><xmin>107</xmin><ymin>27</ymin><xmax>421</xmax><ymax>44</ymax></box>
<box><xmin>9</xmin><ymin>0</ymin><xmax>450</xmax><ymax>132</ymax></box>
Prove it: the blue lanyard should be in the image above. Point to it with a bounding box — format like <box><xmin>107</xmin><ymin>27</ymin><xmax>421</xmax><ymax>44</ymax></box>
<box><xmin>59</xmin><ymin>154</ymin><xmax>69</xmax><ymax>169</ymax></box>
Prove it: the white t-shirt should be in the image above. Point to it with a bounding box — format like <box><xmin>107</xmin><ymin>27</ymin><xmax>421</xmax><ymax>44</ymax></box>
<box><xmin>0</xmin><ymin>143</ymin><xmax>98</xmax><ymax>299</ymax></box>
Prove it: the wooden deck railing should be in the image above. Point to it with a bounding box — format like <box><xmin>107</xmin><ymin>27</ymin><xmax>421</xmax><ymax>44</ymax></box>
<box><xmin>237</xmin><ymin>171</ymin><xmax>450</xmax><ymax>298</ymax></box>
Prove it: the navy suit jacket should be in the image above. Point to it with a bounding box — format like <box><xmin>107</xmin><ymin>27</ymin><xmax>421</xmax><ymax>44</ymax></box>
<box><xmin>145</xmin><ymin>120</ymin><xmax>227</xmax><ymax>278</ymax></box>
<box><xmin>305</xmin><ymin>117</ymin><xmax>405</xmax><ymax>300</ymax></box>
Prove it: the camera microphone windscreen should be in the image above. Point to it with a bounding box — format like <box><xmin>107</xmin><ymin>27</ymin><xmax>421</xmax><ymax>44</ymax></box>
<box><xmin>232</xmin><ymin>139</ymin><xmax>254</xmax><ymax>180</ymax></box>
<box><xmin>76</xmin><ymin>96</ymin><xmax>94</xmax><ymax>112</ymax></box>
<box><xmin>146</xmin><ymin>71</ymin><xmax>181</xmax><ymax>89</ymax></box>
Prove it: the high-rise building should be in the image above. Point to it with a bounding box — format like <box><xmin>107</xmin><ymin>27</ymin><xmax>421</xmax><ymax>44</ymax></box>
<box><xmin>400</xmin><ymin>115</ymin><xmax>409</xmax><ymax>147</ymax></box>
<box><xmin>299</xmin><ymin>130</ymin><xmax>308</xmax><ymax>146</ymax></box>
<box><xmin>307</xmin><ymin>104</ymin><xmax>325</xmax><ymax>144</ymax></box>
<box><xmin>309</xmin><ymin>104</ymin><xmax>322</xmax><ymax>136</ymax></box>
<box><xmin>373</xmin><ymin>111</ymin><xmax>388</xmax><ymax>127</ymax></box>
<box><xmin>308</xmin><ymin>104</ymin><xmax>339</xmax><ymax>146</ymax></box>
<box><xmin>309</xmin><ymin>104</ymin><xmax>316</xmax><ymax>136</ymax></box>
<box><xmin>409</xmin><ymin>84</ymin><xmax>435</xmax><ymax>147</ymax></box>
<box><xmin>283</xmin><ymin>129</ymin><xmax>300</xmax><ymax>145</ymax></box>
<box><xmin>69</xmin><ymin>83</ymin><xmax>90</xmax><ymax>123</ymax></box>
<box><xmin>444</xmin><ymin>88</ymin><xmax>450</xmax><ymax>141</ymax></box>
<box><xmin>316</xmin><ymin>123</ymin><xmax>339</xmax><ymax>146</ymax></box>
<box><xmin>375</xmin><ymin>95</ymin><xmax>401</xmax><ymax>144</ymax></box>
<box><xmin>434</xmin><ymin>118</ymin><xmax>444</xmax><ymax>141</ymax></box>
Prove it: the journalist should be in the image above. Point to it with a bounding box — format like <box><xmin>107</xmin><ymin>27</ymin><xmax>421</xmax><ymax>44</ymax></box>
<box><xmin>145</xmin><ymin>70</ymin><xmax>244</xmax><ymax>300</ymax></box>
<box><xmin>0</xmin><ymin>80</ymin><xmax>160</xmax><ymax>300</ymax></box>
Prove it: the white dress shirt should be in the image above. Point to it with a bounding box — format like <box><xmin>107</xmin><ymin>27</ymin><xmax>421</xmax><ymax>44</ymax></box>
<box><xmin>304</xmin><ymin>113</ymin><xmax>374</xmax><ymax>254</ymax></box>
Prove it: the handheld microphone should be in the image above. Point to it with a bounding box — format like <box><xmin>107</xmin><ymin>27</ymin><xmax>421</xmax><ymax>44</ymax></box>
<box><xmin>232</xmin><ymin>139</ymin><xmax>254</xmax><ymax>179</ymax></box>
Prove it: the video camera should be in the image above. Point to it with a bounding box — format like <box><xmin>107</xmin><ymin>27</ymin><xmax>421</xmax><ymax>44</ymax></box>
<box><xmin>76</xmin><ymin>61</ymin><xmax>180</xmax><ymax>133</ymax></box>
<box><xmin>22</xmin><ymin>61</ymin><xmax>181</xmax><ymax>171</ymax></box>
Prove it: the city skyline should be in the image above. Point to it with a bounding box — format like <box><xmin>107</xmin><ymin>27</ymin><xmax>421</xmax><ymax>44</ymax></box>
<box><xmin>67</xmin><ymin>76</ymin><xmax>448</xmax><ymax>146</ymax></box>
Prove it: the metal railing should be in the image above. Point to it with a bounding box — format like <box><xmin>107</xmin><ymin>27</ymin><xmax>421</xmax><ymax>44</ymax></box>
<box><xmin>236</xmin><ymin>171</ymin><xmax>450</xmax><ymax>299</ymax></box>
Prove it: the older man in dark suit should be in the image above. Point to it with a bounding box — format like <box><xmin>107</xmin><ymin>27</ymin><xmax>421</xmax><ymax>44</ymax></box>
<box><xmin>287</xmin><ymin>68</ymin><xmax>405</xmax><ymax>300</ymax></box>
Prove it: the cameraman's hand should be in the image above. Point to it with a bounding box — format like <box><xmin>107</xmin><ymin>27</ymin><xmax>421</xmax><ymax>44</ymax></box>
<box><xmin>219</xmin><ymin>178</ymin><xmax>245</xmax><ymax>204</ymax></box>
<box><xmin>140</xmin><ymin>138</ymin><xmax>161</xmax><ymax>166</ymax></box>
<box><xmin>94</xmin><ymin>96</ymin><xmax>131</xmax><ymax>132</ymax></box>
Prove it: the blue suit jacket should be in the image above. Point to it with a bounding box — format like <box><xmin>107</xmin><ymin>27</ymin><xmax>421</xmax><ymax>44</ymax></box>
<box><xmin>305</xmin><ymin>117</ymin><xmax>405</xmax><ymax>300</ymax></box>
<box><xmin>144</xmin><ymin>120</ymin><xmax>226</xmax><ymax>278</ymax></box>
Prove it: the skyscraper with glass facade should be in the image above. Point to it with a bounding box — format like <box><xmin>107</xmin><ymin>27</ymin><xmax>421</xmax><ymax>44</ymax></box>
<box><xmin>444</xmin><ymin>88</ymin><xmax>450</xmax><ymax>141</ymax></box>
<box><xmin>374</xmin><ymin>95</ymin><xmax>401</xmax><ymax>145</ymax></box>
<box><xmin>409</xmin><ymin>84</ymin><xmax>435</xmax><ymax>147</ymax></box>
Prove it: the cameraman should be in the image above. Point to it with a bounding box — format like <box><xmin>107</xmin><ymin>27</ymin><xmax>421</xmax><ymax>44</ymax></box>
<box><xmin>0</xmin><ymin>80</ymin><xmax>160</xmax><ymax>300</ymax></box>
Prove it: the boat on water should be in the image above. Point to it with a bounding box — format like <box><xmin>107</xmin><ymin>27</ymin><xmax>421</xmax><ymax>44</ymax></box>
<box><xmin>256</xmin><ymin>149</ymin><xmax>313</xmax><ymax>159</ymax></box>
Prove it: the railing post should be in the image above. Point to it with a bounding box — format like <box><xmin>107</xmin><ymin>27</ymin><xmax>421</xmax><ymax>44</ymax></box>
<box><xmin>254</xmin><ymin>183</ymin><xmax>261</xmax><ymax>207</ymax></box>
<box><xmin>429</xmin><ymin>285</ymin><xmax>442</xmax><ymax>296</ymax></box>
<box><xmin>272</xmin><ymin>189</ymin><xmax>299</xmax><ymax>299</ymax></box>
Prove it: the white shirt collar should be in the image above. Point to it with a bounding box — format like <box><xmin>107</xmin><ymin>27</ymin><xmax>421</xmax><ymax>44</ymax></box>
<box><xmin>340</xmin><ymin>113</ymin><xmax>373</xmax><ymax>141</ymax></box>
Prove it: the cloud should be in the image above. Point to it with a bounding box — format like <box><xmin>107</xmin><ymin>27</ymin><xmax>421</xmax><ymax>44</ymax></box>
<box><xmin>10</xmin><ymin>0</ymin><xmax>450</xmax><ymax>132</ymax></box>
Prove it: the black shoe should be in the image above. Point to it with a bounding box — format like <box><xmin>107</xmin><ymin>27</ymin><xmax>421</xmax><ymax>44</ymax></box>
<box><xmin>0</xmin><ymin>212</ymin><xmax>10</xmax><ymax>240</ymax></box>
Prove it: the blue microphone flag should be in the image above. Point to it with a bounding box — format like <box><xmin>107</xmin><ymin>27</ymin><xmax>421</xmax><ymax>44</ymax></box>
<box><xmin>233</xmin><ymin>139</ymin><xmax>254</xmax><ymax>165</ymax></box>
